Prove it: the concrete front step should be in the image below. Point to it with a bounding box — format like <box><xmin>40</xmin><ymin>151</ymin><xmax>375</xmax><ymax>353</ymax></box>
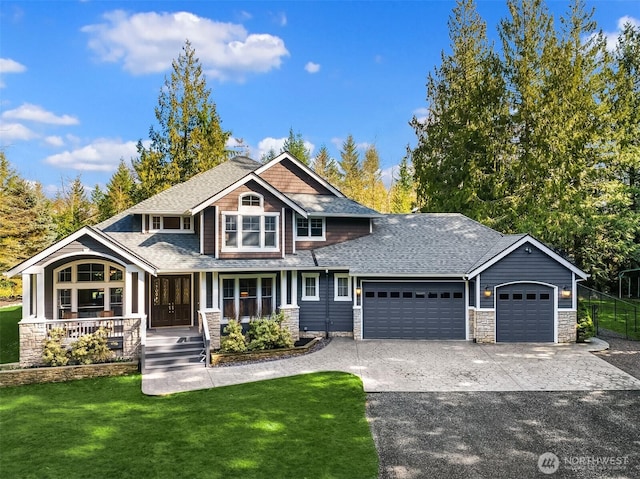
<box><xmin>145</xmin><ymin>329</ymin><xmax>206</xmax><ymax>371</ymax></box>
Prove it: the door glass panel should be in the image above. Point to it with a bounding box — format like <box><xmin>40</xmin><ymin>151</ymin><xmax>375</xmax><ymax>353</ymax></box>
<box><xmin>540</xmin><ymin>293</ymin><xmax>550</xmax><ymax>300</ymax></box>
<box><xmin>183</xmin><ymin>278</ymin><xmax>190</xmax><ymax>304</ymax></box>
<box><xmin>175</xmin><ymin>278</ymin><xmax>182</xmax><ymax>305</ymax></box>
<box><xmin>526</xmin><ymin>293</ymin><xmax>536</xmax><ymax>300</ymax></box>
<box><xmin>153</xmin><ymin>279</ymin><xmax>160</xmax><ymax>305</ymax></box>
<box><xmin>162</xmin><ymin>279</ymin><xmax>170</xmax><ymax>305</ymax></box>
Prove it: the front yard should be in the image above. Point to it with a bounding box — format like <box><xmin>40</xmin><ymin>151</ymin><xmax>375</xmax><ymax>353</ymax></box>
<box><xmin>0</xmin><ymin>305</ymin><xmax>21</xmax><ymax>363</ymax></box>
<box><xmin>0</xmin><ymin>372</ymin><xmax>378</xmax><ymax>479</ymax></box>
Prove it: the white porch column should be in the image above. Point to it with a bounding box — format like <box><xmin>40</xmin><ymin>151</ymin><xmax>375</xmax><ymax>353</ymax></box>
<box><xmin>212</xmin><ymin>271</ymin><xmax>219</xmax><ymax>309</ymax></box>
<box><xmin>291</xmin><ymin>271</ymin><xmax>298</xmax><ymax>307</ymax></box>
<box><xmin>21</xmin><ymin>273</ymin><xmax>31</xmax><ymax>319</ymax></box>
<box><xmin>137</xmin><ymin>272</ymin><xmax>145</xmax><ymax>324</ymax></box>
<box><xmin>199</xmin><ymin>272</ymin><xmax>207</xmax><ymax>310</ymax></box>
<box><xmin>125</xmin><ymin>266</ymin><xmax>134</xmax><ymax>316</ymax></box>
<box><xmin>280</xmin><ymin>270</ymin><xmax>287</xmax><ymax>306</ymax></box>
<box><xmin>36</xmin><ymin>270</ymin><xmax>45</xmax><ymax>319</ymax></box>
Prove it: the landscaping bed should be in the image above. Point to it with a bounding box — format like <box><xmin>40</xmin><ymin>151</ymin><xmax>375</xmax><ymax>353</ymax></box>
<box><xmin>211</xmin><ymin>337</ymin><xmax>326</xmax><ymax>367</ymax></box>
<box><xmin>0</xmin><ymin>361</ymin><xmax>138</xmax><ymax>387</ymax></box>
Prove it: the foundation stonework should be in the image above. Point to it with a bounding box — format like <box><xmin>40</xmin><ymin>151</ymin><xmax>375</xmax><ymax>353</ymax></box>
<box><xmin>353</xmin><ymin>307</ymin><xmax>362</xmax><ymax>340</ymax></box>
<box><xmin>280</xmin><ymin>306</ymin><xmax>300</xmax><ymax>342</ymax></box>
<box><xmin>204</xmin><ymin>310</ymin><xmax>221</xmax><ymax>349</ymax></box>
<box><xmin>468</xmin><ymin>309</ymin><xmax>476</xmax><ymax>340</ymax></box>
<box><xmin>475</xmin><ymin>310</ymin><xmax>496</xmax><ymax>343</ymax></box>
<box><xmin>558</xmin><ymin>310</ymin><xmax>577</xmax><ymax>343</ymax></box>
<box><xmin>19</xmin><ymin>320</ymin><xmax>48</xmax><ymax>367</ymax></box>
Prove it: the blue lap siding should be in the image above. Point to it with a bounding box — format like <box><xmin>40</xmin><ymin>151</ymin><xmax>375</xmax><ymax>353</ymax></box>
<box><xmin>298</xmin><ymin>271</ymin><xmax>353</xmax><ymax>333</ymax></box>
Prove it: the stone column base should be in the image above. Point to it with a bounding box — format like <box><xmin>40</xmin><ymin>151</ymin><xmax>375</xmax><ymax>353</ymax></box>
<box><xmin>558</xmin><ymin>310</ymin><xmax>577</xmax><ymax>343</ymax></box>
<box><xmin>280</xmin><ymin>306</ymin><xmax>300</xmax><ymax>342</ymax></box>
<box><xmin>204</xmin><ymin>310</ymin><xmax>221</xmax><ymax>349</ymax></box>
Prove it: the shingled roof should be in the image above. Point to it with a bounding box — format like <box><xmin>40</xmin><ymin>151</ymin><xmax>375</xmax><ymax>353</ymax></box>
<box><xmin>313</xmin><ymin>214</ymin><xmax>509</xmax><ymax>276</ymax></box>
<box><xmin>285</xmin><ymin>193</ymin><xmax>382</xmax><ymax>217</ymax></box>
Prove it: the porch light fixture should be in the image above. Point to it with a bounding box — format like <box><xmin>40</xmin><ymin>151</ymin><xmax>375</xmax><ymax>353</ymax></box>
<box><xmin>355</xmin><ymin>287</ymin><xmax>362</xmax><ymax>306</ymax></box>
<box><xmin>484</xmin><ymin>286</ymin><xmax>492</xmax><ymax>298</ymax></box>
<box><xmin>561</xmin><ymin>286</ymin><xmax>571</xmax><ymax>299</ymax></box>
<box><xmin>355</xmin><ymin>287</ymin><xmax>362</xmax><ymax>297</ymax></box>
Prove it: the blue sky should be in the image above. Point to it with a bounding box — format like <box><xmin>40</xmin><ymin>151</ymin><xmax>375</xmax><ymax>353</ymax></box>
<box><xmin>1</xmin><ymin>1</ymin><xmax>638</xmax><ymax>196</ymax></box>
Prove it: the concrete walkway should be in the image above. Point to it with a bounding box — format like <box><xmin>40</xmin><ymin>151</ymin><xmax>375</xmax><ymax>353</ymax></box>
<box><xmin>141</xmin><ymin>338</ymin><xmax>640</xmax><ymax>395</ymax></box>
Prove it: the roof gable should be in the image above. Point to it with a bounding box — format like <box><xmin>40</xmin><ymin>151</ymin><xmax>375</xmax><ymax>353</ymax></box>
<box><xmin>256</xmin><ymin>152</ymin><xmax>344</xmax><ymax>197</ymax></box>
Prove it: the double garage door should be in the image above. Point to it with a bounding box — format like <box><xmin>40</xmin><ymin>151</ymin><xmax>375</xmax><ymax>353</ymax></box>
<box><xmin>363</xmin><ymin>282</ymin><xmax>465</xmax><ymax>339</ymax></box>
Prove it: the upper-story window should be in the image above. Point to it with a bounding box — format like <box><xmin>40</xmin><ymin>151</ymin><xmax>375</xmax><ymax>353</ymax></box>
<box><xmin>148</xmin><ymin>215</ymin><xmax>193</xmax><ymax>233</ymax></box>
<box><xmin>223</xmin><ymin>193</ymin><xmax>278</xmax><ymax>251</ymax></box>
<box><xmin>241</xmin><ymin>194</ymin><xmax>262</xmax><ymax>207</ymax></box>
<box><xmin>296</xmin><ymin>216</ymin><xmax>325</xmax><ymax>241</ymax></box>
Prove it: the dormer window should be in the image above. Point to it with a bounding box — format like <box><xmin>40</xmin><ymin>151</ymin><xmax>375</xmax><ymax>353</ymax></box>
<box><xmin>148</xmin><ymin>215</ymin><xmax>193</xmax><ymax>233</ymax></box>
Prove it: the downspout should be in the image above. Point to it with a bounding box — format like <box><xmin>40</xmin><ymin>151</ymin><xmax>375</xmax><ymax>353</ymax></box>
<box><xmin>325</xmin><ymin>269</ymin><xmax>330</xmax><ymax>339</ymax></box>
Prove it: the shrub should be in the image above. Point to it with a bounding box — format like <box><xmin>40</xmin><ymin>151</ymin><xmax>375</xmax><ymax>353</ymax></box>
<box><xmin>70</xmin><ymin>327</ymin><xmax>114</xmax><ymax>364</ymax></box>
<box><xmin>220</xmin><ymin>319</ymin><xmax>247</xmax><ymax>353</ymax></box>
<box><xmin>577</xmin><ymin>304</ymin><xmax>595</xmax><ymax>342</ymax></box>
<box><xmin>42</xmin><ymin>328</ymin><xmax>70</xmax><ymax>366</ymax></box>
<box><xmin>247</xmin><ymin>312</ymin><xmax>293</xmax><ymax>351</ymax></box>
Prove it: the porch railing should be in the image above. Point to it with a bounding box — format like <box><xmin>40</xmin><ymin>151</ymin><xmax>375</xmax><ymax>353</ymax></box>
<box><xmin>44</xmin><ymin>317</ymin><xmax>124</xmax><ymax>340</ymax></box>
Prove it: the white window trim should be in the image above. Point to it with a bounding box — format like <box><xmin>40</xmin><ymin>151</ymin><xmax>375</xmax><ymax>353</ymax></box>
<box><xmin>221</xmin><ymin>211</ymin><xmax>280</xmax><ymax>252</ymax></box>
<box><xmin>301</xmin><ymin>273</ymin><xmax>320</xmax><ymax>301</ymax></box>
<box><xmin>148</xmin><ymin>215</ymin><xmax>194</xmax><ymax>233</ymax></box>
<box><xmin>334</xmin><ymin>274</ymin><xmax>352</xmax><ymax>301</ymax></box>
<box><xmin>239</xmin><ymin>192</ymin><xmax>264</xmax><ymax>210</ymax></box>
<box><xmin>219</xmin><ymin>274</ymin><xmax>277</xmax><ymax>322</ymax></box>
<box><xmin>294</xmin><ymin>215</ymin><xmax>326</xmax><ymax>242</ymax></box>
<box><xmin>53</xmin><ymin>260</ymin><xmax>125</xmax><ymax>319</ymax></box>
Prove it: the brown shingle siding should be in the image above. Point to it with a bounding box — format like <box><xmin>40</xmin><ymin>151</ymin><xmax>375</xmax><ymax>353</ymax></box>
<box><xmin>259</xmin><ymin>159</ymin><xmax>332</xmax><ymax>194</ymax></box>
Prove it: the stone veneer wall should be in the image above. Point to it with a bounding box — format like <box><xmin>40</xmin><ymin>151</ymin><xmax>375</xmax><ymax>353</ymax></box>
<box><xmin>353</xmin><ymin>307</ymin><xmax>362</xmax><ymax>340</ymax></box>
<box><xmin>300</xmin><ymin>330</ymin><xmax>353</xmax><ymax>339</ymax></box>
<box><xmin>475</xmin><ymin>310</ymin><xmax>496</xmax><ymax>343</ymax></box>
<box><xmin>280</xmin><ymin>306</ymin><xmax>300</xmax><ymax>342</ymax></box>
<box><xmin>557</xmin><ymin>310</ymin><xmax>577</xmax><ymax>343</ymax></box>
<box><xmin>19</xmin><ymin>320</ymin><xmax>48</xmax><ymax>367</ymax></box>
<box><xmin>204</xmin><ymin>310</ymin><xmax>221</xmax><ymax>349</ymax></box>
<box><xmin>122</xmin><ymin>317</ymin><xmax>142</xmax><ymax>359</ymax></box>
<box><xmin>0</xmin><ymin>362</ymin><xmax>138</xmax><ymax>388</ymax></box>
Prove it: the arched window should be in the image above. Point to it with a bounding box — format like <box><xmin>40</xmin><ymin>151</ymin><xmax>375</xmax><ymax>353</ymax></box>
<box><xmin>54</xmin><ymin>260</ymin><xmax>125</xmax><ymax>319</ymax></box>
<box><xmin>239</xmin><ymin>193</ymin><xmax>263</xmax><ymax>209</ymax></box>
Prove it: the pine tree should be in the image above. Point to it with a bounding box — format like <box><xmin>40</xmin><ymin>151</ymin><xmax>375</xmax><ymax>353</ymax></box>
<box><xmin>338</xmin><ymin>135</ymin><xmax>364</xmax><ymax>202</ymax></box>
<box><xmin>361</xmin><ymin>145</ymin><xmax>387</xmax><ymax>211</ymax></box>
<box><xmin>0</xmin><ymin>152</ymin><xmax>56</xmax><ymax>273</ymax></box>
<box><xmin>313</xmin><ymin>145</ymin><xmax>342</xmax><ymax>187</ymax></box>
<box><xmin>96</xmin><ymin>160</ymin><xmax>135</xmax><ymax>222</ymax></box>
<box><xmin>411</xmin><ymin>0</ymin><xmax>510</xmax><ymax>223</ymax></box>
<box><xmin>390</xmin><ymin>153</ymin><xmax>416</xmax><ymax>213</ymax></box>
<box><xmin>281</xmin><ymin>128</ymin><xmax>311</xmax><ymax>165</ymax></box>
<box><xmin>133</xmin><ymin>40</ymin><xmax>232</xmax><ymax>200</ymax></box>
<box><xmin>52</xmin><ymin>177</ymin><xmax>96</xmax><ymax>240</ymax></box>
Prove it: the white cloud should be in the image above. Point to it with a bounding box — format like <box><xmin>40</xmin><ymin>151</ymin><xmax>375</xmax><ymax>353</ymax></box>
<box><xmin>272</xmin><ymin>12</ymin><xmax>287</xmax><ymax>27</ymax></box>
<box><xmin>412</xmin><ymin>107</ymin><xmax>429</xmax><ymax>124</ymax></box>
<box><xmin>82</xmin><ymin>10</ymin><xmax>289</xmax><ymax>81</ymax></box>
<box><xmin>0</xmin><ymin>58</ymin><xmax>27</xmax><ymax>88</ymax></box>
<box><xmin>44</xmin><ymin>138</ymin><xmax>139</xmax><ymax>172</ymax></box>
<box><xmin>305</xmin><ymin>61</ymin><xmax>320</xmax><ymax>74</ymax></box>
<box><xmin>45</xmin><ymin>136</ymin><xmax>65</xmax><ymax>147</ymax></box>
<box><xmin>0</xmin><ymin>58</ymin><xmax>26</xmax><ymax>73</ymax></box>
<box><xmin>258</xmin><ymin>137</ymin><xmax>287</xmax><ymax>158</ymax></box>
<box><xmin>2</xmin><ymin>103</ymin><xmax>79</xmax><ymax>125</ymax></box>
<box><xmin>0</xmin><ymin>122</ymin><xmax>37</xmax><ymax>142</ymax></box>
<box><xmin>601</xmin><ymin>15</ymin><xmax>640</xmax><ymax>51</ymax></box>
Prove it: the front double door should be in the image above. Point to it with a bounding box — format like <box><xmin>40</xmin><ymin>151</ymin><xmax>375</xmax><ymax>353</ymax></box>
<box><xmin>151</xmin><ymin>275</ymin><xmax>192</xmax><ymax>327</ymax></box>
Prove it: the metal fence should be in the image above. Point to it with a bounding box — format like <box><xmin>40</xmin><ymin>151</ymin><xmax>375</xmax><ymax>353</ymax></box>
<box><xmin>578</xmin><ymin>284</ymin><xmax>639</xmax><ymax>340</ymax></box>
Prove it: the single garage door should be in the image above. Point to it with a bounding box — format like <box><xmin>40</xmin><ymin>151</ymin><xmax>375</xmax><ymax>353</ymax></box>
<box><xmin>362</xmin><ymin>282</ymin><xmax>465</xmax><ymax>339</ymax></box>
<box><xmin>496</xmin><ymin>283</ymin><xmax>554</xmax><ymax>342</ymax></box>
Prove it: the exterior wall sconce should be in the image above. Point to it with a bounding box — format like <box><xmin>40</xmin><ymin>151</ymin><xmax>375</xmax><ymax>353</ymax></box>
<box><xmin>561</xmin><ymin>286</ymin><xmax>571</xmax><ymax>299</ymax></box>
<box><xmin>484</xmin><ymin>286</ymin><xmax>492</xmax><ymax>298</ymax></box>
<box><xmin>355</xmin><ymin>287</ymin><xmax>362</xmax><ymax>306</ymax></box>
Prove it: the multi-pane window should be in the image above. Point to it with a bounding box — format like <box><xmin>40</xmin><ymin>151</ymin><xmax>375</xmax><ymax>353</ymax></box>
<box><xmin>335</xmin><ymin>275</ymin><xmax>351</xmax><ymax>301</ymax></box>
<box><xmin>77</xmin><ymin>263</ymin><xmax>104</xmax><ymax>282</ymax></box>
<box><xmin>152</xmin><ymin>216</ymin><xmax>161</xmax><ymax>230</ymax></box>
<box><xmin>223</xmin><ymin>214</ymin><xmax>279</xmax><ymax>250</ymax></box>
<box><xmin>183</xmin><ymin>216</ymin><xmax>191</xmax><ymax>230</ymax></box>
<box><xmin>150</xmin><ymin>215</ymin><xmax>192</xmax><ymax>232</ymax></box>
<box><xmin>296</xmin><ymin>216</ymin><xmax>325</xmax><ymax>239</ymax></box>
<box><xmin>109</xmin><ymin>267</ymin><xmax>123</xmax><ymax>281</ymax></box>
<box><xmin>241</xmin><ymin>194</ymin><xmax>261</xmax><ymax>207</ymax></box>
<box><xmin>225</xmin><ymin>216</ymin><xmax>238</xmax><ymax>247</ymax></box>
<box><xmin>110</xmin><ymin>288</ymin><xmax>123</xmax><ymax>316</ymax></box>
<box><xmin>223</xmin><ymin>279</ymin><xmax>236</xmax><ymax>318</ymax></box>
<box><xmin>264</xmin><ymin>216</ymin><xmax>277</xmax><ymax>247</ymax></box>
<box><xmin>302</xmin><ymin>273</ymin><xmax>319</xmax><ymax>301</ymax></box>
<box><xmin>242</xmin><ymin>216</ymin><xmax>260</xmax><ymax>247</ymax></box>
<box><xmin>58</xmin><ymin>267</ymin><xmax>72</xmax><ymax>283</ymax></box>
<box><xmin>222</xmin><ymin>276</ymin><xmax>275</xmax><ymax>320</ymax></box>
<box><xmin>261</xmin><ymin>278</ymin><xmax>273</xmax><ymax>315</ymax></box>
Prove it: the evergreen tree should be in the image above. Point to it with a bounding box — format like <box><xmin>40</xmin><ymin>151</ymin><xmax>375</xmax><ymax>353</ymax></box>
<box><xmin>96</xmin><ymin>160</ymin><xmax>135</xmax><ymax>222</ymax></box>
<box><xmin>133</xmin><ymin>40</ymin><xmax>232</xmax><ymax>200</ymax></box>
<box><xmin>313</xmin><ymin>145</ymin><xmax>342</xmax><ymax>187</ymax></box>
<box><xmin>390</xmin><ymin>153</ymin><xmax>417</xmax><ymax>213</ymax></box>
<box><xmin>0</xmin><ymin>152</ymin><xmax>56</xmax><ymax>273</ymax></box>
<box><xmin>338</xmin><ymin>135</ymin><xmax>364</xmax><ymax>202</ymax></box>
<box><xmin>261</xmin><ymin>148</ymin><xmax>278</xmax><ymax>164</ymax></box>
<box><xmin>411</xmin><ymin>0</ymin><xmax>510</xmax><ymax>223</ymax></box>
<box><xmin>52</xmin><ymin>177</ymin><xmax>96</xmax><ymax>240</ymax></box>
<box><xmin>361</xmin><ymin>145</ymin><xmax>387</xmax><ymax>211</ymax></box>
<box><xmin>281</xmin><ymin>128</ymin><xmax>311</xmax><ymax>165</ymax></box>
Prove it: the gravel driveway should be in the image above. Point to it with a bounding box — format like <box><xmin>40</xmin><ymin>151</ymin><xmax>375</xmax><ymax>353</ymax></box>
<box><xmin>367</xmin><ymin>337</ymin><xmax>640</xmax><ymax>479</ymax></box>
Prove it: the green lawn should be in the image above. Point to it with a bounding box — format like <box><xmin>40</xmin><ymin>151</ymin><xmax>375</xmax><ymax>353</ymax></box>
<box><xmin>0</xmin><ymin>305</ymin><xmax>21</xmax><ymax>363</ymax></box>
<box><xmin>0</xmin><ymin>372</ymin><xmax>379</xmax><ymax>479</ymax></box>
<box><xmin>580</xmin><ymin>298</ymin><xmax>640</xmax><ymax>340</ymax></box>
